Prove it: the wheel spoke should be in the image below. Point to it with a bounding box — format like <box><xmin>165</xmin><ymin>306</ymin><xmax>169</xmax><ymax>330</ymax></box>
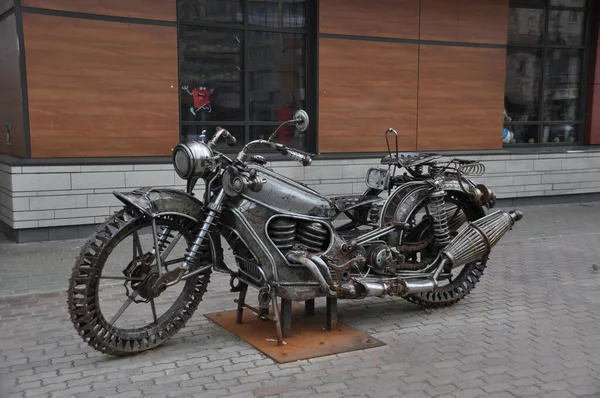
<box><xmin>133</xmin><ymin>231</ymin><xmax>144</xmax><ymax>263</ymax></box>
<box><xmin>162</xmin><ymin>257</ymin><xmax>185</xmax><ymax>267</ymax></box>
<box><xmin>150</xmin><ymin>299</ymin><xmax>158</xmax><ymax>323</ymax></box>
<box><xmin>110</xmin><ymin>292</ymin><xmax>137</xmax><ymax>324</ymax></box>
<box><xmin>100</xmin><ymin>275</ymin><xmax>144</xmax><ymax>281</ymax></box>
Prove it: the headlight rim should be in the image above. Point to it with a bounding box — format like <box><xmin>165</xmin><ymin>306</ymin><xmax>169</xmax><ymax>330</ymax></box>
<box><xmin>172</xmin><ymin>141</ymin><xmax>214</xmax><ymax>180</ymax></box>
<box><xmin>172</xmin><ymin>144</ymin><xmax>194</xmax><ymax>179</ymax></box>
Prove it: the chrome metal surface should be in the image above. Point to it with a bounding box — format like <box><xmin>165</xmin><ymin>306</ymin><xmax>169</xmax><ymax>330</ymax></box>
<box><xmin>442</xmin><ymin>209</ymin><xmax>523</xmax><ymax>268</ymax></box>
<box><xmin>308</xmin><ymin>254</ymin><xmax>334</xmax><ymax>287</ymax></box>
<box><xmin>286</xmin><ymin>251</ymin><xmax>332</xmax><ymax>293</ymax></box>
<box><xmin>337</xmin><ymin>276</ymin><xmax>437</xmax><ymax>299</ymax></box>
<box><xmin>151</xmin><ymin>219</ymin><xmax>164</xmax><ymax>277</ymax></box>
<box><xmin>172</xmin><ymin>141</ymin><xmax>215</xmax><ymax>180</ymax></box>
<box><xmin>297</xmin><ymin>222</ymin><xmax>328</xmax><ymax>252</ymax></box>
<box><xmin>268</xmin><ymin>218</ymin><xmax>296</xmax><ymax>251</ymax></box>
<box><xmin>428</xmin><ymin>189</ymin><xmax>451</xmax><ymax>247</ymax></box>
<box><xmin>365</xmin><ymin>168</ymin><xmax>389</xmax><ymax>190</ymax></box>
<box><xmin>236</xmin><ymin>257</ymin><xmax>267</xmax><ymax>285</ymax></box>
<box><xmin>266</xmin><ymin>214</ymin><xmax>336</xmax><ymax>257</ymax></box>
<box><xmin>446</xmin><ymin>205</ymin><xmax>469</xmax><ymax>231</ymax></box>
<box><xmin>294</xmin><ymin>109</ymin><xmax>310</xmax><ymax>132</ymax></box>
<box><xmin>242</xmin><ymin>165</ymin><xmax>334</xmax><ymax>218</ymax></box>
<box><xmin>403</xmin><ymin>279</ymin><xmax>437</xmax><ymax>294</ymax></box>
<box><xmin>181</xmin><ymin>189</ymin><xmax>226</xmax><ymax>271</ymax></box>
<box><xmin>70</xmin><ymin>117</ymin><xmax>525</xmax><ymax>358</ymax></box>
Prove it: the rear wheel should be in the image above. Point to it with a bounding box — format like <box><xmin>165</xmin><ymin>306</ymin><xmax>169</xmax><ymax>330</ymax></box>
<box><xmin>401</xmin><ymin>192</ymin><xmax>487</xmax><ymax>308</ymax></box>
<box><xmin>67</xmin><ymin>208</ymin><xmax>214</xmax><ymax>356</ymax></box>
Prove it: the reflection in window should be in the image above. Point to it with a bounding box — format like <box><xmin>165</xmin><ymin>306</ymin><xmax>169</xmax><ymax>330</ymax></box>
<box><xmin>503</xmin><ymin>124</ymin><xmax>539</xmax><ymax>144</ymax></box>
<box><xmin>550</xmin><ymin>0</ymin><xmax>586</xmax><ymax>7</ymax></box>
<box><xmin>508</xmin><ymin>8</ymin><xmax>545</xmax><ymax>45</ymax></box>
<box><xmin>179</xmin><ymin>26</ymin><xmax>244</xmax><ymax>121</ymax></box>
<box><xmin>248</xmin><ymin>0</ymin><xmax>306</xmax><ymax>28</ymax></box>
<box><xmin>178</xmin><ymin>0</ymin><xmax>243</xmax><ymax>24</ymax></box>
<box><xmin>544</xmin><ymin>49</ymin><xmax>582</xmax><ymax>121</ymax></box>
<box><xmin>505</xmin><ymin>48</ymin><xmax>542</xmax><ymax>121</ymax></box>
<box><xmin>248</xmin><ymin>31</ymin><xmax>305</xmax><ymax>120</ymax></box>
<box><xmin>543</xmin><ymin>123</ymin><xmax>579</xmax><ymax>143</ymax></box>
<box><xmin>548</xmin><ymin>10</ymin><xmax>584</xmax><ymax>45</ymax></box>
<box><xmin>177</xmin><ymin>0</ymin><xmax>311</xmax><ymax>151</ymax></box>
<box><xmin>504</xmin><ymin>0</ymin><xmax>589</xmax><ymax>146</ymax></box>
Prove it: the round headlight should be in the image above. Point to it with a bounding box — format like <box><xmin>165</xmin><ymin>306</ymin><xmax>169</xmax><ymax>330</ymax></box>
<box><xmin>172</xmin><ymin>141</ymin><xmax>214</xmax><ymax>179</ymax></box>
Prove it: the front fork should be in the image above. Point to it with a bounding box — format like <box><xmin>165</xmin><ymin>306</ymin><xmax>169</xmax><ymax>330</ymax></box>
<box><xmin>151</xmin><ymin>189</ymin><xmax>227</xmax><ymax>289</ymax></box>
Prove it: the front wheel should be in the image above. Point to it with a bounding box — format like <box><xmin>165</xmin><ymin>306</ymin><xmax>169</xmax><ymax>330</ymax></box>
<box><xmin>67</xmin><ymin>209</ymin><xmax>214</xmax><ymax>356</ymax></box>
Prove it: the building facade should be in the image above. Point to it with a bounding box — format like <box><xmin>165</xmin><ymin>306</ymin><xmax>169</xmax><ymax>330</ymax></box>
<box><xmin>1</xmin><ymin>0</ymin><xmax>600</xmax><ymax>242</ymax></box>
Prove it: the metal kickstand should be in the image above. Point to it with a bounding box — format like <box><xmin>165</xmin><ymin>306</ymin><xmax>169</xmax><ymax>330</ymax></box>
<box><xmin>326</xmin><ymin>297</ymin><xmax>337</xmax><ymax>331</ymax></box>
<box><xmin>271</xmin><ymin>290</ymin><xmax>284</xmax><ymax>346</ymax></box>
<box><xmin>235</xmin><ymin>282</ymin><xmax>249</xmax><ymax>324</ymax></box>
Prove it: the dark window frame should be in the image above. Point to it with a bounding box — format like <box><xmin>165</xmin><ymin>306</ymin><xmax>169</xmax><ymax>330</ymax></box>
<box><xmin>504</xmin><ymin>0</ymin><xmax>593</xmax><ymax>147</ymax></box>
<box><xmin>175</xmin><ymin>0</ymin><xmax>317</xmax><ymax>154</ymax></box>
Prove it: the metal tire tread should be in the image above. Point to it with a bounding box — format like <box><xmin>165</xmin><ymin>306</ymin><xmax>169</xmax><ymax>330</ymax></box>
<box><xmin>66</xmin><ymin>208</ymin><xmax>211</xmax><ymax>356</ymax></box>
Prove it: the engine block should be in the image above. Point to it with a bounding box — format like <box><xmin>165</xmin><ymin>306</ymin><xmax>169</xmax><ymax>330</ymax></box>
<box><xmin>268</xmin><ymin>217</ymin><xmax>330</xmax><ymax>255</ymax></box>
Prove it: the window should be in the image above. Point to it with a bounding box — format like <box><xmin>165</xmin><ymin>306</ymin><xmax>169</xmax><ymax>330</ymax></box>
<box><xmin>177</xmin><ymin>0</ymin><xmax>313</xmax><ymax>152</ymax></box>
<box><xmin>504</xmin><ymin>0</ymin><xmax>590</xmax><ymax>145</ymax></box>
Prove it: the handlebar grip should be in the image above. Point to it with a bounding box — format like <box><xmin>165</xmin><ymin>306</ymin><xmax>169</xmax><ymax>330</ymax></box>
<box><xmin>286</xmin><ymin>149</ymin><xmax>312</xmax><ymax>166</ymax></box>
<box><xmin>214</xmin><ymin>127</ymin><xmax>237</xmax><ymax>147</ymax></box>
<box><xmin>224</xmin><ymin>133</ymin><xmax>237</xmax><ymax>147</ymax></box>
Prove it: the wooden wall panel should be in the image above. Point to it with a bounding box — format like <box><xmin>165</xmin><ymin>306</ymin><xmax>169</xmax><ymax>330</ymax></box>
<box><xmin>21</xmin><ymin>0</ymin><xmax>176</xmax><ymax>22</ymax></box>
<box><xmin>319</xmin><ymin>39</ymin><xmax>418</xmax><ymax>153</ymax></box>
<box><xmin>417</xmin><ymin>45</ymin><xmax>506</xmax><ymax>151</ymax></box>
<box><xmin>22</xmin><ymin>13</ymin><xmax>179</xmax><ymax>158</ymax></box>
<box><xmin>0</xmin><ymin>13</ymin><xmax>26</xmax><ymax>157</ymax></box>
<box><xmin>420</xmin><ymin>0</ymin><xmax>509</xmax><ymax>44</ymax></box>
<box><xmin>320</xmin><ymin>0</ymin><xmax>419</xmax><ymax>39</ymax></box>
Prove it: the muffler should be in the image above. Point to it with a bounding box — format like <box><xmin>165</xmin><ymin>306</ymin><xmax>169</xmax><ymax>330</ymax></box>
<box><xmin>445</xmin><ymin>205</ymin><xmax>468</xmax><ymax>231</ymax></box>
<box><xmin>337</xmin><ymin>209</ymin><xmax>522</xmax><ymax>300</ymax></box>
<box><xmin>337</xmin><ymin>278</ymin><xmax>437</xmax><ymax>299</ymax></box>
<box><xmin>441</xmin><ymin>209</ymin><xmax>522</xmax><ymax>269</ymax></box>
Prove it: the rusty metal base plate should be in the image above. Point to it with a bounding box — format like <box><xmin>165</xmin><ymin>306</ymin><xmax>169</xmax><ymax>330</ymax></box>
<box><xmin>204</xmin><ymin>303</ymin><xmax>386</xmax><ymax>364</ymax></box>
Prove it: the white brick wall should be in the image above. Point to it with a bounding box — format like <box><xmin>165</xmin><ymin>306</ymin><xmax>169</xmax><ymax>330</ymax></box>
<box><xmin>0</xmin><ymin>164</ymin><xmax>188</xmax><ymax>230</ymax></box>
<box><xmin>2</xmin><ymin>150</ymin><xmax>600</xmax><ymax>230</ymax></box>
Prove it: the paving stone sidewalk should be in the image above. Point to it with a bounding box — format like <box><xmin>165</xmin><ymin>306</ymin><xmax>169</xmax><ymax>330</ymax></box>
<box><xmin>1</xmin><ymin>202</ymin><xmax>600</xmax><ymax>398</ymax></box>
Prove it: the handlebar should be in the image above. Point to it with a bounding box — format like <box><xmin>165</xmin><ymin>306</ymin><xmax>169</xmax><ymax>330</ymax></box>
<box><xmin>210</xmin><ymin>128</ymin><xmax>313</xmax><ymax>166</ymax></box>
<box><xmin>209</xmin><ymin>127</ymin><xmax>237</xmax><ymax>148</ymax></box>
<box><xmin>278</xmin><ymin>147</ymin><xmax>313</xmax><ymax>166</ymax></box>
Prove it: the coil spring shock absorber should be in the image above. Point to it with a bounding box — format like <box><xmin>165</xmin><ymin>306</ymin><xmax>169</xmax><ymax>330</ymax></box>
<box><xmin>154</xmin><ymin>226</ymin><xmax>174</xmax><ymax>254</ymax></box>
<box><xmin>181</xmin><ymin>190</ymin><xmax>227</xmax><ymax>271</ymax></box>
<box><xmin>428</xmin><ymin>188</ymin><xmax>451</xmax><ymax>247</ymax></box>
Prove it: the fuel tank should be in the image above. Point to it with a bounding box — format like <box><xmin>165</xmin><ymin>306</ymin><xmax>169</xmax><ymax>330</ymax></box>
<box><xmin>241</xmin><ymin>164</ymin><xmax>335</xmax><ymax>218</ymax></box>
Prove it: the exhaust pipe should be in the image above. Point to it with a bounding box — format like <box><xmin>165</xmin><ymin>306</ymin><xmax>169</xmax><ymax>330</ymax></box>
<box><xmin>286</xmin><ymin>251</ymin><xmax>333</xmax><ymax>293</ymax></box>
<box><xmin>445</xmin><ymin>205</ymin><xmax>468</xmax><ymax>231</ymax></box>
<box><xmin>337</xmin><ymin>209</ymin><xmax>522</xmax><ymax>300</ymax></box>
<box><xmin>441</xmin><ymin>209</ymin><xmax>522</xmax><ymax>269</ymax></box>
<box><xmin>338</xmin><ymin>278</ymin><xmax>437</xmax><ymax>299</ymax></box>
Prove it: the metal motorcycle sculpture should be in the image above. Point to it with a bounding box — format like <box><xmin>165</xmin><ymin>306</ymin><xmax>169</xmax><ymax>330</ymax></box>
<box><xmin>67</xmin><ymin>110</ymin><xmax>523</xmax><ymax>355</ymax></box>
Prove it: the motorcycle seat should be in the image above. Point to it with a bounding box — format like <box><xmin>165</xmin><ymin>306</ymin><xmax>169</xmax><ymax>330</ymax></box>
<box><xmin>381</xmin><ymin>152</ymin><xmax>441</xmax><ymax>168</ymax></box>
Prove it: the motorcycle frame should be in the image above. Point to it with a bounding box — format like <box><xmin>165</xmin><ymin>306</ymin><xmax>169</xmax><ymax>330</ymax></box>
<box><xmin>112</xmin><ymin>122</ymin><xmax>499</xmax><ymax>305</ymax></box>
<box><xmin>114</xmin><ymin>167</ymin><xmax>490</xmax><ymax>302</ymax></box>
